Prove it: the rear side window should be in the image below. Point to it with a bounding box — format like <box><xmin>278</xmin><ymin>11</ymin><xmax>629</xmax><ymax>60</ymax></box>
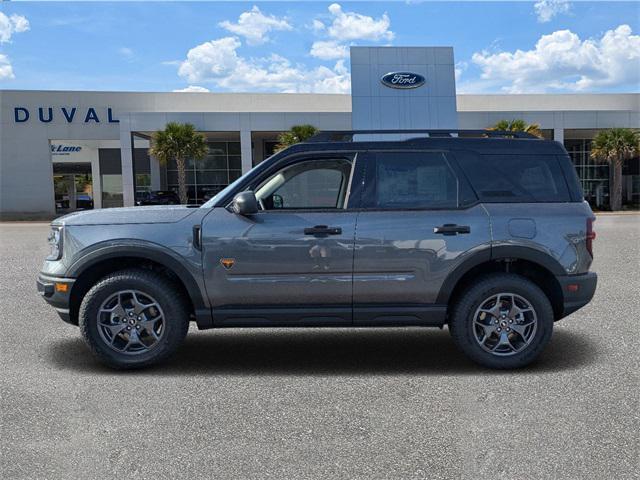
<box><xmin>457</xmin><ymin>154</ymin><xmax>571</xmax><ymax>202</ymax></box>
<box><xmin>371</xmin><ymin>152</ymin><xmax>459</xmax><ymax>209</ymax></box>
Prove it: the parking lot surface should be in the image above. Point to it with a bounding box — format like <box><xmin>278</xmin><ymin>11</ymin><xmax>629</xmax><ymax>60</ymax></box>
<box><xmin>1</xmin><ymin>215</ymin><xmax>638</xmax><ymax>479</ymax></box>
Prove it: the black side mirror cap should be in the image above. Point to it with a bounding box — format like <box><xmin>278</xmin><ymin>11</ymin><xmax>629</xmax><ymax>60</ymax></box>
<box><xmin>231</xmin><ymin>191</ymin><xmax>259</xmax><ymax>215</ymax></box>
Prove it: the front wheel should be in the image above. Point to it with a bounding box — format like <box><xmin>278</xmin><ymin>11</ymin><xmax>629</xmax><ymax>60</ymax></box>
<box><xmin>449</xmin><ymin>273</ymin><xmax>554</xmax><ymax>369</ymax></box>
<box><xmin>79</xmin><ymin>269</ymin><xmax>190</xmax><ymax>369</ymax></box>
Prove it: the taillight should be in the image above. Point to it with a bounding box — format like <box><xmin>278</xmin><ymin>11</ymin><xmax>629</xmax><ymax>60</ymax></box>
<box><xmin>586</xmin><ymin>218</ymin><xmax>596</xmax><ymax>258</ymax></box>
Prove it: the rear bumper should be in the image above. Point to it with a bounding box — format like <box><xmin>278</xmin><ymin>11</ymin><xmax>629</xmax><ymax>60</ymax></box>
<box><xmin>557</xmin><ymin>272</ymin><xmax>597</xmax><ymax>319</ymax></box>
<box><xmin>36</xmin><ymin>273</ymin><xmax>76</xmax><ymax>325</ymax></box>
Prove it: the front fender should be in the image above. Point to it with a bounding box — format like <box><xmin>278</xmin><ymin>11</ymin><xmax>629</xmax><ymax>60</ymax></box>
<box><xmin>66</xmin><ymin>240</ymin><xmax>211</xmax><ymax>327</ymax></box>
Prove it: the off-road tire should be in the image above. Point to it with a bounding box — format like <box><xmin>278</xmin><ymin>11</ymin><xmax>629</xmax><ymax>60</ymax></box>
<box><xmin>79</xmin><ymin>268</ymin><xmax>190</xmax><ymax>369</ymax></box>
<box><xmin>449</xmin><ymin>273</ymin><xmax>554</xmax><ymax>369</ymax></box>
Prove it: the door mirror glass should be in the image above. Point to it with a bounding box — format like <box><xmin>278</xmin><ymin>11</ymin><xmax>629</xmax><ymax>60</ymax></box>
<box><xmin>231</xmin><ymin>191</ymin><xmax>259</xmax><ymax>215</ymax></box>
<box><xmin>272</xmin><ymin>193</ymin><xmax>284</xmax><ymax>209</ymax></box>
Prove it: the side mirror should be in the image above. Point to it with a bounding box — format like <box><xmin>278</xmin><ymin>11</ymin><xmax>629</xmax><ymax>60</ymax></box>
<box><xmin>231</xmin><ymin>191</ymin><xmax>259</xmax><ymax>215</ymax></box>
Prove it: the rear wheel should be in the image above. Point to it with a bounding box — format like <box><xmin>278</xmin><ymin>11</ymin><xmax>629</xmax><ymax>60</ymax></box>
<box><xmin>79</xmin><ymin>269</ymin><xmax>189</xmax><ymax>369</ymax></box>
<box><xmin>449</xmin><ymin>273</ymin><xmax>554</xmax><ymax>369</ymax></box>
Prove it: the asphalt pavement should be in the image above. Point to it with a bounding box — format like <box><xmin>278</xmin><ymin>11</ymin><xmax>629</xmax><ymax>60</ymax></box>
<box><xmin>1</xmin><ymin>215</ymin><xmax>638</xmax><ymax>479</ymax></box>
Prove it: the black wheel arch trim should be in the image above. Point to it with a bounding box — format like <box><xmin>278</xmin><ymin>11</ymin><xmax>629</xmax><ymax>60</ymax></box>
<box><xmin>490</xmin><ymin>245</ymin><xmax>566</xmax><ymax>276</ymax></box>
<box><xmin>436</xmin><ymin>245</ymin><xmax>566</xmax><ymax>304</ymax></box>
<box><xmin>65</xmin><ymin>240</ymin><xmax>211</xmax><ymax>326</ymax></box>
<box><xmin>436</xmin><ymin>248</ymin><xmax>491</xmax><ymax>304</ymax></box>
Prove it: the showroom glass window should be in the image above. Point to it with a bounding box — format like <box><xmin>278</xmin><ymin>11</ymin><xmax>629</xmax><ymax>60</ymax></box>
<box><xmin>564</xmin><ymin>138</ymin><xmax>610</xmax><ymax>208</ymax></box>
<box><xmin>166</xmin><ymin>141</ymin><xmax>242</xmax><ymax>204</ymax></box>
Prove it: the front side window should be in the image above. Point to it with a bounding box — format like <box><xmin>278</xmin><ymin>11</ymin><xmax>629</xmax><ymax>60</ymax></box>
<box><xmin>254</xmin><ymin>158</ymin><xmax>353</xmax><ymax>210</ymax></box>
<box><xmin>371</xmin><ymin>152</ymin><xmax>459</xmax><ymax>209</ymax></box>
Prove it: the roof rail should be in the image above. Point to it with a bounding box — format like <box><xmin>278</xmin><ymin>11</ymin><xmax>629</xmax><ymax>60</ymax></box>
<box><xmin>305</xmin><ymin>129</ymin><xmax>540</xmax><ymax>142</ymax></box>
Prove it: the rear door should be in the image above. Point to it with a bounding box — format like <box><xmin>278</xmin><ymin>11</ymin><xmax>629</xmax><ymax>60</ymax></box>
<box><xmin>352</xmin><ymin>150</ymin><xmax>491</xmax><ymax>324</ymax></box>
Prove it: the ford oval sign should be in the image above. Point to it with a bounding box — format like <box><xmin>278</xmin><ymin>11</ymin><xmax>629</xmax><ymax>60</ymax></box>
<box><xmin>380</xmin><ymin>72</ymin><xmax>425</xmax><ymax>89</ymax></box>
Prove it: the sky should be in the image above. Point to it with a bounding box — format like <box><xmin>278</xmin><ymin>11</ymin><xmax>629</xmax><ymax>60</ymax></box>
<box><xmin>0</xmin><ymin>1</ymin><xmax>638</xmax><ymax>94</ymax></box>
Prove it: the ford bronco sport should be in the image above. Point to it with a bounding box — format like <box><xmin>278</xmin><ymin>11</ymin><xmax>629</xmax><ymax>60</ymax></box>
<box><xmin>38</xmin><ymin>130</ymin><xmax>597</xmax><ymax>369</ymax></box>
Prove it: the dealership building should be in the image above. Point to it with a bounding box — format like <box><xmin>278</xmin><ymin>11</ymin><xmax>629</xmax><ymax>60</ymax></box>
<box><xmin>1</xmin><ymin>46</ymin><xmax>638</xmax><ymax>218</ymax></box>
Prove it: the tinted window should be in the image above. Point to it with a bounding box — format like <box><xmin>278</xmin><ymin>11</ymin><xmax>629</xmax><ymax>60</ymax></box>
<box><xmin>458</xmin><ymin>154</ymin><xmax>570</xmax><ymax>202</ymax></box>
<box><xmin>274</xmin><ymin>168</ymin><xmax>344</xmax><ymax>208</ymax></box>
<box><xmin>373</xmin><ymin>152</ymin><xmax>458</xmax><ymax>209</ymax></box>
<box><xmin>255</xmin><ymin>158</ymin><xmax>352</xmax><ymax>210</ymax></box>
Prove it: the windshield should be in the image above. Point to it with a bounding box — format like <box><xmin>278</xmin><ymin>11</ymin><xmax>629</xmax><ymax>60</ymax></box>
<box><xmin>200</xmin><ymin>149</ymin><xmax>288</xmax><ymax>208</ymax></box>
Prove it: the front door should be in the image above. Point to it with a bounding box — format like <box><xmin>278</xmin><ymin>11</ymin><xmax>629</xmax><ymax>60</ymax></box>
<box><xmin>201</xmin><ymin>154</ymin><xmax>361</xmax><ymax>326</ymax></box>
<box><xmin>352</xmin><ymin>150</ymin><xmax>491</xmax><ymax>325</ymax></box>
<box><xmin>52</xmin><ymin>162</ymin><xmax>94</xmax><ymax>214</ymax></box>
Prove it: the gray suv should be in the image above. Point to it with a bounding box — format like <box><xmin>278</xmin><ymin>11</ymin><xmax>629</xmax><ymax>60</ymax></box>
<box><xmin>37</xmin><ymin>130</ymin><xmax>597</xmax><ymax>369</ymax></box>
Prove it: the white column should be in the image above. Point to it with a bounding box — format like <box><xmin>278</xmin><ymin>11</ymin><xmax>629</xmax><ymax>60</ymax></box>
<box><xmin>91</xmin><ymin>150</ymin><xmax>102</xmax><ymax>209</ymax></box>
<box><xmin>554</xmin><ymin>128</ymin><xmax>564</xmax><ymax>144</ymax></box>
<box><xmin>240</xmin><ymin>129</ymin><xmax>253</xmax><ymax>174</ymax></box>
<box><xmin>119</xmin><ymin>118</ymin><xmax>135</xmax><ymax>207</ymax></box>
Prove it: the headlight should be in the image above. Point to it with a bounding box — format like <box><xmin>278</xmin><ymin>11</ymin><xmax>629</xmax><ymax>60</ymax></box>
<box><xmin>46</xmin><ymin>226</ymin><xmax>63</xmax><ymax>261</ymax></box>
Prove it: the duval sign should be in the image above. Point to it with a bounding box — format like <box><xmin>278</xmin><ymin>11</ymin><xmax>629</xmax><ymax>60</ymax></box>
<box><xmin>380</xmin><ymin>72</ymin><xmax>426</xmax><ymax>89</ymax></box>
<box><xmin>13</xmin><ymin>106</ymin><xmax>119</xmax><ymax>124</ymax></box>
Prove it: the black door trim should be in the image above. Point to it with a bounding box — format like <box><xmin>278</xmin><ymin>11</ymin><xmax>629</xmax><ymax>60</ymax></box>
<box><xmin>210</xmin><ymin>304</ymin><xmax>447</xmax><ymax>328</ymax></box>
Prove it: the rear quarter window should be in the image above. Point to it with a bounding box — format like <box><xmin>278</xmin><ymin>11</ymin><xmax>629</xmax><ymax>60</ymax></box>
<box><xmin>457</xmin><ymin>153</ymin><xmax>571</xmax><ymax>202</ymax></box>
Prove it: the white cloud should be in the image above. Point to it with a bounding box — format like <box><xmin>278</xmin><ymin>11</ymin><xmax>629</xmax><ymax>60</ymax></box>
<box><xmin>178</xmin><ymin>36</ymin><xmax>350</xmax><ymax>93</ymax></box>
<box><xmin>173</xmin><ymin>85</ymin><xmax>210</xmax><ymax>93</ymax></box>
<box><xmin>178</xmin><ymin>37</ymin><xmax>242</xmax><ymax>82</ymax></box>
<box><xmin>119</xmin><ymin>47</ymin><xmax>134</xmax><ymax>58</ymax></box>
<box><xmin>455</xmin><ymin>61</ymin><xmax>468</xmax><ymax>82</ymax></box>
<box><xmin>471</xmin><ymin>25</ymin><xmax>640</xmax><ymax>93</ymax></box>
<box><xmin>310</xmin><ymin>40</ymin><xmax>349</xmax><ymax>60</ymax></box>
<box><xmin>0</xmin><ymin>13</ymin><xmax>28</xmax><ymax>80</ymax></box>
<box><xmin>308</xmin><ymin>4</ymin><xmax>393</xmax><ymax>63</ymax></box>
<box><xmin>534</xmin><ymin>0</ymin><xmax>571</xmax><ymax>23</ymax></box>
<box><xmin>311</xmin><ymin>19</ymin><xmax>325</xmax><ymax>33</ymax></box>
<box><xmin>0</xmin><ymin>12</ymin><xmax>30</xmax><ymax>44</ymax></box>
<box><xmin>0</xmin><ymin>54</ymin><xmax>15</xmax><ymax>80</ymax></box>
<box><xmin>219</xmin><ymin>5</ymin><xmax>292</xmax><ymax>46</ymax></box>
<box><xmin>323</xmin><ymin>3</ymin><xmax>394</xmax><ymax>42</ymax></box>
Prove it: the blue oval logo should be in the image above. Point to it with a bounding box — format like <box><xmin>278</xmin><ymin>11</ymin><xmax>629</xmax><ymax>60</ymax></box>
<box><xmin>380</xmin><ymin>71</ymin><xmax>425</xmax><ymax>89</ymax></box>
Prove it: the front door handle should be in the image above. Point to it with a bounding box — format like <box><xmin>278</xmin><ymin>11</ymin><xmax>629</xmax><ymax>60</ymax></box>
<box><xmin>434</xmin><ymin>224</ymin><xmax>471</xmax><ymax>235</ymax></box>
<box><xmin>304</xmin><ymin>225</ymin><xmax>342</xmax><ymax>236</ymax></box>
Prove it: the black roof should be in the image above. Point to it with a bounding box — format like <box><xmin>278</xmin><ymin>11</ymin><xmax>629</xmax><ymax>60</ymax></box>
<box><xmin>307</xmin><ymin>129</ymin><xmax>539</xmax><ymax>141</ymax></box>
<box><xmin>286</xmin><ymin>129</ymin><xmax>567</xmax><ymax>155</ymax></box>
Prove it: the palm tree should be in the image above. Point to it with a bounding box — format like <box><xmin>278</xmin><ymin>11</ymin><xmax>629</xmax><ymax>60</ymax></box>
<box><xmin>275</xmin><ymin>124</ymin><xmax>318</xmax><ymax>152</ymax></box>
<box><xmin>148</xmin><ymin>122</ymin><xmax>208</xmax><ymax>205</ymax></box>
<box><xmin>489</xmin><ymin>119</ymin><xmax>543</xmax><ymax>138</ymax></box>
<box><xmin>590</xmin><ymin>128</ymin><xmax>639</xmax><ymax>211</ymax></box>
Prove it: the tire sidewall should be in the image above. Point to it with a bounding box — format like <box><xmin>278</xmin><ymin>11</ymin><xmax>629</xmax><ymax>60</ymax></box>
<box><xmin>451</xmin><ymin>274</ymin><xmax>554</xmax><ymax>369</ymax></box>
<box><xmin>79</xmin><ymin>271</ymin><xmax>188</xmax><ymax>369</ymax></box>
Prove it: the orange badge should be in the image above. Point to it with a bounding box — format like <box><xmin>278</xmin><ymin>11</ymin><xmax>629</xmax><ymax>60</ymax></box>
<box><xmin>220</xmin><ymin>258</ymin><xmax>235</xmax><ymax>270</ymax></box>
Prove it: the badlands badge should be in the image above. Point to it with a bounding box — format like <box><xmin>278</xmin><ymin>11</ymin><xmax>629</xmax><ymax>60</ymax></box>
<box><xmin>220</xmin><ymin>258</ymin><xmax>235</xmax><ymax>270</ymax></box>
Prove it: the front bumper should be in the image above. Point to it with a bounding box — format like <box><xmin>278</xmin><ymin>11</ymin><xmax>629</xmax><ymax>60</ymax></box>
<box><xmin>557</xmin><ymin>271</ymin><xmax>598</xmax><ymax>319</ymax></box>
<box><xmin>36</xmin><ymin>273</ymin><xmax>76</xmax><ymax>325</ymax></box>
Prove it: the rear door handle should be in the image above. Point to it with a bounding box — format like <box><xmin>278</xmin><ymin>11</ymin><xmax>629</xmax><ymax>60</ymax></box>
<box><xmin>434</xmin><ymin>224</ymin><xmax>471</xmax><ymax>235</ymax></box>
<box><xmin>304</xmin><ymin>225</ymin><xmax>342</xmax><ymax>236</ymax></box>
